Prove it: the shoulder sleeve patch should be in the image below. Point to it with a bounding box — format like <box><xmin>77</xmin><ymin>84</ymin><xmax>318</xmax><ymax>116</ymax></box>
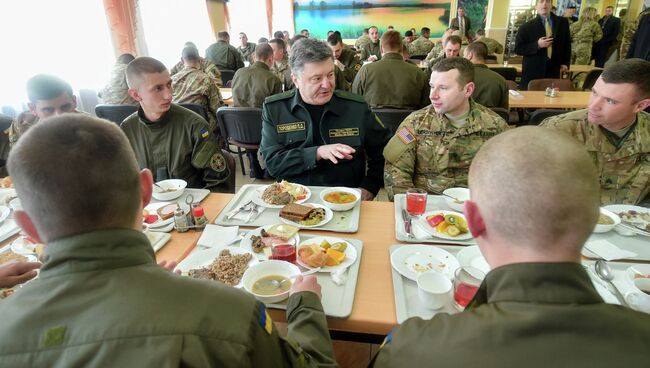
<box><xmin>380</xmin><ymin>327</ymin><xmax>396</xmax><ymax>349</ymax></box>
<box><xmin>396</xmin><ymin>127</ymin><xmax>416</xmax><ymax>145</ymax></box>
<box><xmin>264</xmin><ymin>90</ymin><xmax>294</xmax><ymax>104</ymax></box>
<box><xmin>334</xmin><ymin>90</ymin><xmax>367</xmax><ymax>104</ymax></box>
<box><xmin>258</xmin><ymin>303</ymin><xmax>273</xmax><ymax>335</ymax></box>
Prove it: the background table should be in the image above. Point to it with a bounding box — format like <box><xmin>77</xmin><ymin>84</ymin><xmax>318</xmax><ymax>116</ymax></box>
<box><xmin>509</xmin><ymin>91</ymin><xmax>590</xmax><ymax>109</ymax></box>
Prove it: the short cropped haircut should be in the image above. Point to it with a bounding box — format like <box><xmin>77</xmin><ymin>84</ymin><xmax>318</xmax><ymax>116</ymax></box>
<box><xmin>466</xmin><ymin>41</ymin><xmax>488</xmax><ymax>60</ymax></box>
<box><xmin>258</xmin><ymin>37</ymin><xmax>269</xmax><ymax>44</ymax></box>
<box><xmin>381</xmin><ymin>30</ymin><xmax>403</xmax><ymax>53</ymax></box>
<box><xmin>289</xmin><ymin>38</ymin><xmax>334</xmax><ymax>76</ymax></box>
<box><xmin>26</xmin><ymin>74</ymin><xmax>74</xmax><ymax>104</ymax></box>
<box><xmin>404</xmin><ymin>30</ymin><xmax>413</xmax><ymax>37</ymax></box>
<box><xmin>273</xmin><ymin>31</ymin><xmax>284</xmax><ymax>39</ymax></box>
<box><xmin>126</xmin><ymin>56</ymin><xmax>167</xmax><ymax>88</ymax></box>
<box><xmin>301</xmin><ymin>29</ymin><xmax>309</xmax><ymax>33</ymax></box>
<box><xmin>8</xmin><ymin>114</ymin><xmax>141</xmax><ymax>241</ymax></box>
<box><xmin>446</xmin><ymin>35</ymin><xmax>463</xmax><ymax>46</ymax></box>
<box><xmin>327</xmin><ymin>33</ymin><xmax>343</xmax><ymax>46</ymax></box>
<box><xmin>432</xmin><ymin>57</ymin><xmax>475</xmax><ymax>86</ymax></box>
<box><xmin>421</xmin><ymin>27</ymin><xmax>430</xmax><ymax>34</ymax></box>
<box><xmin>369</xmin><ymin>26</ymin><xmax>378</xmax><ymax>32</ymax></box>
<box><xmin>269</xmin><ymin>38</ymin><xmax>286</xmax><ymax>51</ymax></box>
<box><xmin>117</xmin><ymin>53</ymin><xmax>136</xmax><ymax>65</ymax></box>
<box><xmin>255</xmin><ymin>43</ymin><xmax>273</xmax><ymax>60</ymax></box>
<box><xmin>601</xmin><ymin>58</ymin><xmax>650</xmax><ymax>99</ymax></box>
<box><xmin>217</xmin><ymin>31</ymin><xmax>229</xmax><ymax>39</ymax></box>
<box><xmin>182</xmin><ymin>46</ymin><xmax>200</xmax><ymax>61</ymax></box>
<box><xmin>289</xmin><ymin>34</ymin><xmax>306</xmax><ymax>47</ymax></box>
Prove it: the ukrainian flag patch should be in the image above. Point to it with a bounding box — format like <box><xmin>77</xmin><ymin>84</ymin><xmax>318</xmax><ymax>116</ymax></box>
<box><xmin>200</xmin><ymin>129</ymin><xmax>209</xmax><ymax>138</ymax></box>
<box><xmin>258</xmin><ymin>304</ymin><xmax>273</xmax><ymax>335</ymax></box>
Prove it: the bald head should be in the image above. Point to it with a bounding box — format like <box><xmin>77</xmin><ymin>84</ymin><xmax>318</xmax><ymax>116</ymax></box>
<box><xmin>468</xmin><ymin>127</ymin><xmax>600</xmax><ymax>256</ymax></box>
<box><xmin>8</xmin><ymin>114</ymin><xmax>143</xmax><ymax>242</ymax></box>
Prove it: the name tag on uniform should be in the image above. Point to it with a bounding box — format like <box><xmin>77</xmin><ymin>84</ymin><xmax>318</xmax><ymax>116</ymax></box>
<box><xmin>329</xmin><ymin>128</ymin><xmax>359</xmax><ymax>138</ymax></box>
<box><xmin>277</xmin><ymin>122</ymin><xmax>306</xmax><ymax>133</ymax></box>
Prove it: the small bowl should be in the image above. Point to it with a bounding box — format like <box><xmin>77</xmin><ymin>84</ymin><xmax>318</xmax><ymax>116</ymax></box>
<box><xmin>442</xmin><ymin>188</ymin><xmax>470</xmax><ymax>212</ymax></box>
<box><xmin>594</xmin><ymin>208</ymin><xmax>621</xmax><ymax>233</ymax></box>
<box><xmin>9</xmin><ymin>198</ymin><xmax>21</xmax><ymax>211</ymax></box>
<box><xmin>152</xmin><ymin>179</ymin><xmax>187</xmax><ymax>201</ymax></box>
<box><xmin>320</xmin><ymin>187</ymin><xmax>360</xmax><ymax>211</ymax></box>
<box><xmin>417</xmin><ymin>271</ymin><xmax>452</xmax><ymax>310</ymax></box>
<box><xmin>242</xmin><ymin>260</ymin><xmax>301</xmax><ymax>303</ymax></box>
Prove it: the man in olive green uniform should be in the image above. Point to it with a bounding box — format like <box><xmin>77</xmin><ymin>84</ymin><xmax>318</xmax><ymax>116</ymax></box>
<box><xmin>171</xmin><ymin>47</ymin><xmax>224</xmax><ymax>133</ymax></box>
<box><xmin>237</xmin><ymin>32</ymin><xmax>256</xmax><ymax>63</ymax></box>
<box><xmin>355</xmin><ymin>28</ymin><xmax>371</xmax><ymax>51</ymax></box>
<box><xmin>352</xmin><ymin>30</ymin><xmax>429</xmax><ymax>110</ymax></box>
<box><xmin>570</xmin><ymin>7</ymin><xmax>603</xmax><ymax>65</ymax></box>
<box><xmin>463</xmin><ymin>42</ymin><xmax>508</xmax><ymax>109</ymax></box>
<box><xmin>122</xmin><ymin>57</ymin><xmax>230</xmax><ymax>191</ymax></box>
<box><xmin>0</xmin><ymin>114</ymin><xmax>336</xmax><ymax>367</ymax></box>
<box><xmin>383</xmin><ymin>58</ymin><xmax>508</xmax><ymax>200</ymax></box>
<box><xmin>475</xmin><ymin>29</ymin><xmax>504</xmax><ymax>56</ymax></box>
<box><xmin>269</xmin><ymin>38</ymin><xmax>293</xmax><ymax>90</ymax></box>
<box><xmin>327</xmin><ymin>33</ymin><xmax>362</xmax><ymax>84</ymax></box>
<box><xmin>232</xmin><ymin>44</ymin><xmax>282</xmax><ymax>108</ymax></box>
<box><xmin>260</xmin><ymin>38</ymin><xmax>392</xmax><ymax>200</ymax></box>
<box><xmin>408</xmin><ymin>27</ymin><xmax>434</xmax><ymax>57</ymax></box>
<box><xmin>98</xmin><ymin>53</ymin><xmax>136</xmax><ymax>104</ymax></box>
<box><xmin>360</xmin><ymin>26</ymin><xmax>382</xmax><ymax>62</ymax></box>
<box><xmin>372</xmin><ymin>126</ymin><xmax>650</xmax><ymax>368</ymax></box>
<box><xmin>170</xmin><ymin>42</ymin><xmax>223</xmax><ymax>87</ymax></box>
<box><xmin>541</xmin><ymin>59</ymin><xmax>650</xmax><ymax>205</ymax></box>
<box><xmin>205</xmin><ymin>32</ymin><xmax>245</xmax><ymax>72</ymax></box>
<box><xmin>7</xmin><ymin>74</ymin><xmax>80</xmax><ymax>147</ymax></box>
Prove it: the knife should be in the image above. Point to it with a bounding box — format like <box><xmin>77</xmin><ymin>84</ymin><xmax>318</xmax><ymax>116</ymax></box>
<box><xmin>226</xmin><ymin>200</ymin><xmax>252</xmax><ymax>220</ymax></box>
<box><xmin>401</xmin><ymin>209</ymin><xmax>415</xmax><ymax>239</ymax></box>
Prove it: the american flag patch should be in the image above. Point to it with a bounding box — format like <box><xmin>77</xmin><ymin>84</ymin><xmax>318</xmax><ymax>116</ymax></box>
<box><xmin>200</xmin><ymin>129</ymin><xmax>209</xmax><ymax>138</ymax></box>
<box><xmin>396</xmin><ymin>127</ymin><xmax>415</xmax><ymax>145</ymax></box>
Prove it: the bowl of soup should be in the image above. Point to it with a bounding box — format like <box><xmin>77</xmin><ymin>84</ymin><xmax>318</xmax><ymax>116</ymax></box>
<box><xmin>320</xmin><ymin>187</ymin><xmax>361</xmax><ymax>211</ymax></box>
<box><xmin>152</xmin><ymin>179</ymin><xmax>187</xmax><ymax>201</ymax></box>
<box><xmin>242</xmin><ymin>260</ymin><xmax>301</xmax><ymax>303</ymax></box>
<box><xmin>594</xmin><ymin>207</ymin><xmax>621</xmax><ymax>233</ymax></box>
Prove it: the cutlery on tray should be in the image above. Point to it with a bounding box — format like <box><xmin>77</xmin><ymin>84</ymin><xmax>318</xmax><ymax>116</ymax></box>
<box><xmin>226</xmin><ymin>200</ymin><xmax>253</xmax><ymax>220</ymax></box>
<box><xmin>401</xmin><ymin>209</ymin><xmax>415</xmax><ymax>239</ymax></box>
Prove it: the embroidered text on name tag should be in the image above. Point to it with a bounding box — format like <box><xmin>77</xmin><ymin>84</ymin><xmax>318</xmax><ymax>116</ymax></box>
<box><xmin>329</xmin><ymin>128</ymin><xmax>359</xmax><ymax>138</ymax></box>
<box><xmin>277</xmin><ymin>122</ymin><xmax>306</xmax><ymax>133</ymax></box>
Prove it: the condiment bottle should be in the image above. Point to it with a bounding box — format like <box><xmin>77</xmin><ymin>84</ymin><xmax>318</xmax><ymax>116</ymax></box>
<box><xmin>173</xmin><ymin>208</ymin><xmax>189</xmax><ymax>232</ymax></box>
<box><xmin>193</xmin><ymin>206</ymin><xmax>208</xmax><ymax>230</ymax></box>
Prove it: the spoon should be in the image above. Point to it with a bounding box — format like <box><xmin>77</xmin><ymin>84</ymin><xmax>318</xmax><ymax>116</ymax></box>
<box><xmin>253</xmin><ymin>268</ymin><xmax>320</xmax><ymax>292</ymax></box>
<box><xmin>594</xmin><ymin>259</ymin><xmax>628</xmax><ymax>307</ymax></box>
<box><xmin>153</xmin><ymin>183</ymin><xmax>164</xmax><ymax>192</ymax></box>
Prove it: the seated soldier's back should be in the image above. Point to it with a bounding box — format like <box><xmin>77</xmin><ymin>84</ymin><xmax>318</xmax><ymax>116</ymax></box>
<box><xmin>472</xmin><ymin>65</ymin><xmax>509</xmax><ymax>109</ymax></box>
<box><xmin>232</xmin><ymin>61</ymin><xmax>282</xmax><ymax>108</ymax></box>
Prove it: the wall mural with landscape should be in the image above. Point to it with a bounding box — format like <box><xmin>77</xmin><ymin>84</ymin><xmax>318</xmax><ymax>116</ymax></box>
<box><xmin>293</xmin><ymin>0</ymin><xmax>452</xmax><ymax>40</ymax></box>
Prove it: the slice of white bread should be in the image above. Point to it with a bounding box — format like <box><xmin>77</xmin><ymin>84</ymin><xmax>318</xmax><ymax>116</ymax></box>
<box><xmin>265</xmin><ymin>224</ymin><xmax>299</xmax><ymax>241</ymax></box>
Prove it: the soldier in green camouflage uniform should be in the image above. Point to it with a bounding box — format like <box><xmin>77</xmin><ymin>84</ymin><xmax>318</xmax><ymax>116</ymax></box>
<box><xmin>170</xmin><ymin>42</ymin><xmax>222</xmax><ymax>87</ymax></box>
<box><xmin>383</xmin><ymin>58</ymin><xmax>508</xmax><ymax>200</ymax></box>
<box><xmin>475</xmin><ymin>29</ymin><xmax>504</xmax><ymax>56</ymax></box>
<box><xmin>171</xmin><ymin>47</ymin><xmax>224</xmax><ymax>134</ymax></box>
<box><xmin>620</xmin><ymin>8</ymin><xmax>650</xmax><ymax>59</ymax></box>
<box><xmin>99</xmin><ymin>54</ymin><xmax>136</xmax><ymax>104</ymax></box>
<box><xmin>355</xmin><ymin>29</ymin><xmax>371</xmax><ymax>51</ymax></box>
<box><xmin>269</xmin><ymin>38</ymin><xmax>294</xmax><ymax>90</ymax></box>
<box><xmin>540</xmin><ymin>59</ymin><xmax>650</xmax><ymax>205</ymax></box>
<box><xmin>360</xmin><ymin>26</ymin><xmax>382</xmax><ymax>61</ymax></box>
<box><xmin>408</xmin><ymin>27</ymin><xmax>434</xmax><ymax>57</ymax></box>
<box><xmin>570</xmin><ymin>7</ymin><xmax>603</xmax><ymax>65</ymax></box>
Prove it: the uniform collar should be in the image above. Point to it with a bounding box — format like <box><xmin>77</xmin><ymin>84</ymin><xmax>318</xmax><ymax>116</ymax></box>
<box><xmin>38</xmin><ymin>229</ymin><xmax>156</xmax><ymax>279</ymax></box>
<box><xmin>434</xmin><ymin>99</ymin><xmax>487</xmax><ymax>135</ymax></box>
<box><xmin>381</xmin><ymin>52</ymin><xmax>403</xmax><ymax>61</ymax></box>
<box><xmin>289</xmin><ymin>89</ymin><xmax>339</xmax><ymax>117</ymax></box>
<box><xmin>473</xmin><ymin>63</ymin><xmax>488</xmax><ymax>69</ymax></box>
<box><xmin>252</xmin><ymin>61</ymin><xmax>270</xmax><ymax>70</ymax></box>
<box><xmin>468</xmin><ymin>262</ymin><xmax>603</xmax><ymax>309</ymax></box>
<box><xmin>137</xmin><ymin>104</ymin><xmax>173</xmax><ymax>127</ymax></box>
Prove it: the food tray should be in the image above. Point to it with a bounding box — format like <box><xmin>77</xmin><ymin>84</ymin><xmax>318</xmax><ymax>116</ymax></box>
<box><xmin>0</xmin><ymin>219</ymin><xmax>21</xmax><ymax>244</ymax></box>
<box><xmin>214</xmin><ymin>184</ymin><xmax>361</xmax><ymax>233</ymax></box>
<box><xmin>183</xmin><ymin>233</ymin><xmax>362</xmax><ymax>318</ymax></box>
<box><xmin>150</xmin><ymin>188</ymin><xmax>210</xmax><ymax>205</ymax></box>
<box><xmin>583</xmin><ymin>232</ymin><xmax>650</xmax><ymax>262</ymax></box>
<box><xmin>389</xmin><ymin>244</ymin><xmax>645</xmax><ymax>324</ymax></box>
<box><xmin>393</xmin><ymin>194</ymin><xmax>476</xmax><ymax>246</ymax></box>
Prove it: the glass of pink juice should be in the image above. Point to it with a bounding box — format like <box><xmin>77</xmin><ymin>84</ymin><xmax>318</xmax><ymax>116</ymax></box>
<box><xmin>406</xmin><ymin>188</ymin><xmax>427</xmax><ymax>216</ymax></box>
<box><xmin>453</xmin><ymin>266</ymin><xmax>485</xmax><ymax>310</ymax></box>
<box><xmin>271</xmin><ymin>244</ymin><xmax>296</xmax><ymax>264</ymax></box>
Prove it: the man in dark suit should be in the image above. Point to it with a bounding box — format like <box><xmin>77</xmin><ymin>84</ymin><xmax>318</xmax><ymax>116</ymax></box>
<box><xmin>515</xmin><ymin>0</ymin><xmax>571</xmax><ymax>90</ymax></box>
<box><xmin>450</xmin><ymin>7</ymin><xmax>472</xmax><ymax>40</ymax></box>
<box><xmin>593</xmin><ymin>6</ymin><xmax>621</xmax><ymax>67</ymax></box>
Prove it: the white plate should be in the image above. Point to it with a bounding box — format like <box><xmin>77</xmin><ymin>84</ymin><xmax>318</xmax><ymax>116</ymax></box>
<box><xmin>296</xmin><ymin>236</ymin><xmax>358</xmax><ymax>272</ymax></box>
<box><xmin>143</xmin><ymin>202</ymin><xmax>176</xmax><ymax>228</ymax></box>
<box><xmin>604</xmin><ymin>204</ymin><xmax>650</xmax><ymax>237</ymax></box>
<box><xmin>0</xmin><ymin>206</ymin><xmax>10</xmax><ymax>225</ymax></box>
<box><xmin>175</xmin><ymin>246</ymin><xmax>258</xmax><ymax>288</ymax></box>
<box><xmin>456</xmin><ymin>246</ymin><xmax>490</xmax><ymax>274</ymax></box>
<box><xmin>280</xmin><ymin>203</ymin><xmax>333</xmax><ymax>229</ymax></box>
<box><xmin>418</xmin><ymin>210</ymin><xmax>473</xmax><ymax>241</ymax></box>
<box><xmin>239</xmin><ymin>225</ymin><xmax>301</xmax><ymax>261</ymax></box>
<box><xmin>390</xmin><ymin>244</ymin><xmax>460</xmax><ymax>281</ymax></box>
<box><xmin>10</xmin><ymin>236</ymin><xmax>40</xmax><ymax>255</ymax></box>
<box><xmin>251</xmin><ymin>183</ymin><xmax>311</xmax><ymax>209</ymax></box>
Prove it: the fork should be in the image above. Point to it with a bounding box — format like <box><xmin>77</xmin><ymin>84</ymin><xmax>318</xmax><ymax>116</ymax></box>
<box><xmin>245</xmin><ymin>203</ymin><xmax>260</xmax><ymax>223</ymax></box>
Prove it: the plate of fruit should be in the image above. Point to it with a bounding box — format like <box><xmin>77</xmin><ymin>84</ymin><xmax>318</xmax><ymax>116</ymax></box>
<box><xmin>296</xmin><ymin>236</ymin><xmax>357</xmax><ymax>272</ymax></box>
<box><xmin>418</xmin><ymin>210</ymin><xmax>473</xmax><ymax>240</ymax></box>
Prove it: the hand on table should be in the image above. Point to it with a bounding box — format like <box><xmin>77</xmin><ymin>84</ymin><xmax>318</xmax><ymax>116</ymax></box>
<box><xmin>367</xmin><ymin>55</ymin><xmax>378</xmax><ymax>62</ymax></box>
<box><xmin>334</xmin><ymin>59</ymin><xmax>345</xmax><ymax>71</ymax></box>
<box><xmin>0</xmin><ymin>261</ymin><xmax>41</xmax><ymax>288</ymax></box>
<box><xmin>290</xmin><ymin>275</ymin><xmax>321</xmax><ymax>299</ymax></box>
<box><xmin>359</xmin><ymin>188</ymin><xmax>374</xmax><ymax>201</ymax></box>
<box><xmin>316</xmin><ymin>144</ymin><xmax>355</xmax><ymax>164</ymax></box>
<box><xmin>537</xmin><ymin>37</ymin><xmax>553</xmax><ymax>49</ymax></box>
<box><xmin>158</xmin><ymin>260</ymin><xmax>181</xmax><ymax>274</ymax></box>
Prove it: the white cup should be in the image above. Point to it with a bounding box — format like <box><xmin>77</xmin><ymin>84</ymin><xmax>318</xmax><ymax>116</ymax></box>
<box><xmin>625</xmin><ymin>277</ymin><xmax>650</xmax><ymax>313</ymax></box>
<box><xmin>417</xmin><ymin>272</ymin><xmax>452</xmax><ymax>309</ymax></box>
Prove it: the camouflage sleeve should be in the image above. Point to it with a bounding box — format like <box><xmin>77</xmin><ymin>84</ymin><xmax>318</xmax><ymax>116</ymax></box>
<box><xmin>208</xmin><ymin>82</ymin><xmax>224</xmax><ymax>112</ymax></box>
<box><xmin>205</xmin><ymin>63</ymin><xmax>223</xmax><ymax>87</ymax></box>
<box><xmin>494</xmin><ymin>41</ymin><xmax>504</xmax><ymax>55</ymax></box>
<box><xmin>621</xmin><ymin>13</ymin><xmax>645</xmax><ymax>58</ymax></box>
<box><xmin>593</xmin><ymin>23</ymin><xmax>603</xmax><ymax>43</ymax></box>
<box><xmin>383</xmin><ymin>118</ymin><xmax>418</xmax><ymax>201</ymax></box>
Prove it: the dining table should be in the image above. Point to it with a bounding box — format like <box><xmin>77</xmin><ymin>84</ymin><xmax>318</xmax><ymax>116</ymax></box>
<box><xmin>508</xmin><ymin>90</ymin><xmax>591</xmax><ymax>109</ymax></box>
<box><xmin>221</xmin><ymin>87</ymin><xmax>233</xmax><ymax>106</ymax></box>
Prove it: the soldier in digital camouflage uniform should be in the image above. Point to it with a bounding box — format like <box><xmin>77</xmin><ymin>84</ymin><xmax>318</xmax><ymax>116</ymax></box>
<box><xmin>170</xmin><ymin>42</ymin><xmax>223</xmax><ymax>87</ymax></box>
<box><xmin>383</xmin><ymin>58</ymin><xmax>508</xmax><ymax>200</ymax></box>
<box><xmin>98</xmin><ymin>53</ymin><xmax>136</xmax><ymax>104</ymax></box>
<box><xmin>541</xmin><ymin>59</ymin><xmax>650</xmax><ymax>205</ymax></box>
<box><xmin>7</xmin><ymin>74</ymin><xmax>80</xmax><ymax>147</ymax></box>
<box><xmin>620</xmin><ymin>8</ymin><xmax>650</xmax><ymax>59</ymax></box>
<box><xmin>269</xmin><ymin>38</ymin><xmax>294</xmax><ymax>90</ymax></box>
<box><xmin>475</xmin><ymin>29</ymin><xmax>504</xmax><ymax>56</ymax></box>
<box><xmin>171</xmin><ymin>47</ymin><xmax>224</xmax><ymax>135</ymax></box>
<box><xmin>408</xmin><ymin>27</ymin><xmax>434</xmax><ymax>57</ymax></box>
<box><xmin>355</xmin><ymin>28</ymin><xmax>371</xmax><ymax>51</ymax></box>
<box><xmin>570</xmin><ymin>7</ymin><xmax>603</xmax><ymax>65</ymax></box>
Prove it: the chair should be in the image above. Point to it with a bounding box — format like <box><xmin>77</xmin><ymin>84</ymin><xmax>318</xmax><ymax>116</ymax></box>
<box><xmin>95</xmin><ymin>104</ymin><xmax>138</xmax><ymax>125</ymax></box>
<box><xmin>409</xmin><ymin>54</ymin><xmax>427</xmax><ymax>60</ymax></box>
<box><xmin>527</xmin><ymin>78</ymin><xmax>575</xmax><ymax>91</ymax></box>
<box><xmin>485</xmin><ymin>55</ymin><xmax>498</xmax><ymax>64</ymax></box>
<box><xmin>221</xmin><ymin>149</ymin><xmax>236</xmax><ymax>193</ymax></box>
<box><xmin>582</xmin><ymin>69</ymin><xmax>603</xmax><ymax>91</ymax></box>
<box><xmin>372</xmin><ymin>108</ymin><xmax>415</xmax><ymax>135</ymax></box>
<box><xmin>219</xmin><ymin>69</ymin><xmax>235</xmax><ymax>86</ymax></box>
<box><xmin>489</xmin><ymin>107</ymin><xmax>510</xmax><ymax>124</ymax></box>
<box><xmin>179</xmin><ymin>103</ymin><xmax>208</xmax><ymax>122</ymax></box>
<box><xmin>216</xmin><ymin>106</ymin><xmax>263</xmax><ymax>175</ymax></box>
<box><xmin>526</xmin><ymin>109</ymin><xmax>565</xmax><ymax>126</ymax></box>
<box><xmin>490</xmin><ymin>67</ymin><xmax>518</xmax><ymax>81</ymax></box>
<box><xmin>78</xmin><ymin>89</ymin><xmax>100</xmax><ymax>116</ymax></box>
<box><xmin>505</xmin><ymin>80</ymin><xmax>519</xmax><ymax>91</ymax></box>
